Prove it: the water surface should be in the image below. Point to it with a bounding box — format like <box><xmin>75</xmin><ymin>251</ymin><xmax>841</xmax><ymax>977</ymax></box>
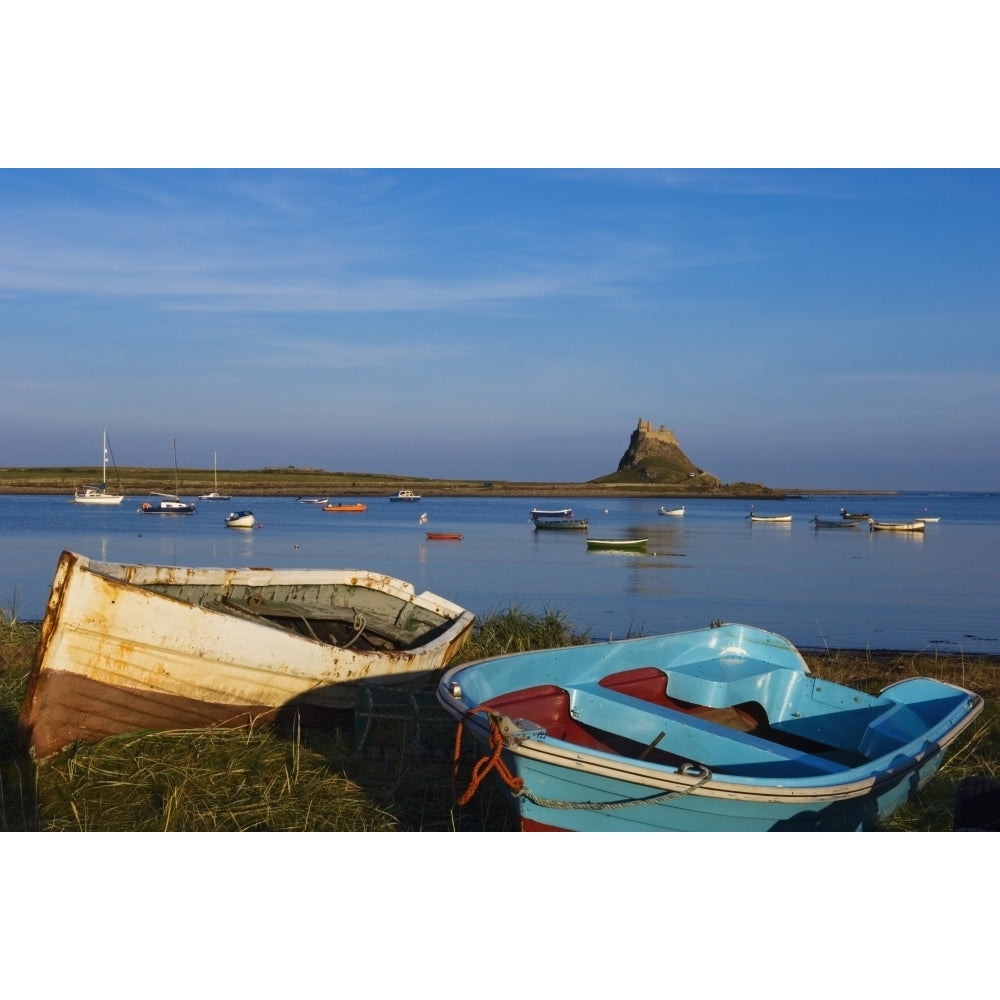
<box><xmin>1</xmin><ymin>491</ymin><xmax>997</xmax><ymax>655</ymax></box>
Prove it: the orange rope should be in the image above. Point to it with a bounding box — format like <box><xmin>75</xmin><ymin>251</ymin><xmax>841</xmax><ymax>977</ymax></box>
<box><xmin>451</xmin><ymin>708</ymin><xmax>524</xmax><ymax>805</ymax></box>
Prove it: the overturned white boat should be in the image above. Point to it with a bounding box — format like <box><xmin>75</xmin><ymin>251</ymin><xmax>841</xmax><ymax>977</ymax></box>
<box><xmin>18</xmin><ymin>550</ymin><xmax>475</xmax><ymax>759</ymax></box>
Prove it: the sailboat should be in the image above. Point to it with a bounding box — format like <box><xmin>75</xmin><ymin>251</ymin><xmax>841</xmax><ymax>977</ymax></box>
<box><xmin>139</xmin><ymin>439</ymin><xmax>196</xmax><ymax>514</ymax></box>
<box><xmin>74</xmin><ymin>429</ymin><xmax>126</xmax><ymax>505</ymax></box>
<box><xmin>199</xmin><ymin>451</ymin><xmax>231</xmax><ymax>500</ymax></box>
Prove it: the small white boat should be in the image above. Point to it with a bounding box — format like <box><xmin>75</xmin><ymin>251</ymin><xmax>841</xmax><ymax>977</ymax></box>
<box><xmin>869</xmin><ymin>519</ymin><xmax>926</xmax><ymax>533</ymax></box>
<box><xmin>200</xmin><ymin>452</ymin><xmax>231</xmax><ymax>500</ymax></box>
<box><xmin>659</xmin><ymin>506</ymin><xmax>685</xmax><ymax>516</ymax></box>
<box><xmin>389</xmin><ymin>490</ymin><xmax>422</xmax><ymax>502</ymax></box>
<box><xmin>916</xmin><ymin>516</ymin><xmax>940</xmax><ymax>523</ymax></box>
<box><xmin>73</xmin><ymin>429</ymin><xmax>126</xmax><ymax>505</ymax></box>
<box><xmin>747</xmin><ymin>513</ymin><xmax>792</xmax><ymax>523</ymax></box>
<box><xmin>297</xmin><ymin>497</ymin><xmax>328</xmax><ymax>504</ymax></box>
<box><xmin>225</xmin><ymin>510</ymin><xmax>256</xmax><ymax>528</ymax></box>
<box><xmin>530</xmin><ymin>508</ymin><xmax>574</xmax><ymax>520</ymax></box>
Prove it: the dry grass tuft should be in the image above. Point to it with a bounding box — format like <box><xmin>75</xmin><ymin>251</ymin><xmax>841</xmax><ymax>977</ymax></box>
<box><xmin>1</xmin><ymin>611</ymin><xmax>997</xmax><ymax>832</ymax></box>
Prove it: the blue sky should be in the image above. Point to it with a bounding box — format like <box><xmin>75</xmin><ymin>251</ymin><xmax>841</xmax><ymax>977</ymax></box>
<box><xmin>2</xmin><ymin>168</ymin><xmax>997</xmax><ymax>490</ymax></box>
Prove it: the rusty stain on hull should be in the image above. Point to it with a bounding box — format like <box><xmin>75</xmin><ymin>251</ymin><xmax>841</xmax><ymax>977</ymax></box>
<box><xmin>17</xmin><ymin>551</ymin><xmax>474</xmax><ymax>759</ymax></box>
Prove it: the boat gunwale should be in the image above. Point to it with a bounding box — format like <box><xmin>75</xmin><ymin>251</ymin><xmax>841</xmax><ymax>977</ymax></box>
<box><xmin>445</xmin><ymin>695</ymin><xmax>982</xmax><ymax>803</ymax></box>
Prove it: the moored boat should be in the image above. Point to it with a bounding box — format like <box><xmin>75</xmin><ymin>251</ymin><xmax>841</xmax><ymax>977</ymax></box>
<box><xmin>811</xmin><ymin>516</ymin><xmax>859</xmax><ymax>529</ymax></box>
<box><xmin>389</xmin><ymin>490</ymin><xmax>422</xmax><ymax>502</ymax></box>
<box><xmin>586</xmin><ymin>537</ymin><xmax>647</xmax><ymax>550</ymax></box>
<box><xmin>297</xmin><ymin>497</ymin><xmax>328</xmax><ymax>504</ymax></box>
<box><xmin>747</xmin><ymin>513</ymin><xmax>792</xmax><ymax>523</ymax></box>
<box><xmin>426</xmin><ymin>532</ymin><xmax>463</xmax><ymax>541</ymax></box>
<box><xmin>868</xmin><ymin>519</ymin><xmax>926</xmax><ymax>532</ymax></box>
<box><xmin>139</xmin><ymin>439</ymin><xmax>195</xmax><ymax>513</ymax></box>
<box><xmin>73</xmin><ymin>429</ymin><xmax>126</xmax><ymax>505</ymax></box>
<box><xmin>438</xmin><ymin>622</ymin><xmax>983</xmax><ymax>832</ymax></box>
<box><xmin>200</xmin><ymin>452</ymin><xmax>231</xmax><ymax>500</ymax></box>
<box><xmin>533</xmin><ymin>517</ymin><xmax>589</xmax><ymax>530</ymax></box>
<box><xmin>658</xmin><ymin>506</ymin><xmax>685</xmax><ymax>516</ymax></box>
<box><xmin>139</xmin><ymin>497</ymin><xmax>196</xmax><ymax>514</ymax></box>
<box><xmin>840</xmin><ymin>508</ymin><xmax>870</xmax><ymax>520</ymax></box>
<box><xmin>323</xmin><ymin>502</ymin><xmax>367</xmax><ymax>512</ymax></box>
<box><xmin>225</xmin><ymin>510</ymin><xmax>256</xmax><ymax>528</ymax></box>
<box><xmin>530</xmin><ymin>508</ymin><xmax>573</xmax><ymax>520</ymax></box>
<box><xmin>17</xmin><ymin>550</ymin><xmax>475</xmax><ymax>760</ymax></box>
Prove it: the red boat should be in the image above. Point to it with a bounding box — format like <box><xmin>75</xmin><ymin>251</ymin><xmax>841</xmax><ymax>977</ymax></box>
<box><xmin>426</xmin><ymin>532</ymin><xmax>463</xmax><ymax>541</ymax></box>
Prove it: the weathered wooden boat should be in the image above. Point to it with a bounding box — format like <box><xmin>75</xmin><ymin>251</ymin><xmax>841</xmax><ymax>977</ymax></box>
<box><xmin>747</xmin><ymin>513</ymin><xmax>792</xmax><ymax>523</ymax></box>
<box><xmin>323</xmin><ymin>502</ymin><xmax>367</xmax><ymax>512</ymax></box>
<box><xmin>426</xmin><ymin>532</ymin><xmax>463</xmax><ymax>541</ymax></box>
<box><xmin>534</xmin><ymin>517</ymin><xmax>589</xmax><ymax>530</ymax></box>
<box><xmin>868</xmin><ymin>519</ymin><xmax>926</xmax><ymax>533</ymax></box>
<box><xmin>530</xmin><ymin>508</ymin><xmax>574</xmax><ymax>520</ymax></box>
<box><xmin>840</xmin><ymin>508</ymin><xmax>870</xmax><ymax>520</ymax></box>
<box><xmin>586</xmin><ymin>537</ymin><xmax>647</xmax><ymax>550</ymax></box>
<box><xmin>658</xmin><ymin>506</ymin><xmax>685</xmax><ymax>516</ymax></box>
<box><xmin>811</xmin><ymin>516</ymin><xmax>859</xmax><ymax>529</ymax></box>
<box><xmin>17</xmin><ymin>550</ymin><xmax>475</xmax><ymax>760</ymax></box>
<box><xmin>225</xmin><ymin>510</ymin><xmax>256</xmax><ymax>528</ymax></box>
<box><xmin>389</xmin><ymin>490</ymin><xmax>422</xmax><ymax>502</ymax></box>
<box><xmin>438</xmin><ymin>622</ymin><xmax>983</xmax><ymax>832</ymax></box>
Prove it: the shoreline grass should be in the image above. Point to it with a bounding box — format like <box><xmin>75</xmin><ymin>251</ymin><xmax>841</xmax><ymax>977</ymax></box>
<box><xmin>2</xmin><ymin>608</ymin><xmax>996</xmax><ymax>832</ymax></box>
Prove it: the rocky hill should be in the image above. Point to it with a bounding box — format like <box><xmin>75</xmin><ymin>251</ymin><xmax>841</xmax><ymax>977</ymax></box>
<box><xmin>590</xmin><ymin>418</ymin><xmax>722</xmax><ymax>488</ymax></box>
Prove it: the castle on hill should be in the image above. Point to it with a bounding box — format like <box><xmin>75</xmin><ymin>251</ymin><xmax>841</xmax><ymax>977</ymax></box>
<box><xmin>595</xmin><ymin>418</ymin><xmax>721</xmax><ymax>487</ymax></box>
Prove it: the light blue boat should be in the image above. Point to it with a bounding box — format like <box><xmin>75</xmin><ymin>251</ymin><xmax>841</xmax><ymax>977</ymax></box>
<box><xmin>437</xmin><ymin>623</ymin><xmax>983</xmax><ymax>832</ymax></box>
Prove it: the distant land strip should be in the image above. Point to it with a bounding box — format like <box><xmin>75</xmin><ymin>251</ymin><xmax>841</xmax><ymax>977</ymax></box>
<box><xmin>0</xmin><ymin>466</ymin><xmax>897</xmax><ymax>500</ymax></box>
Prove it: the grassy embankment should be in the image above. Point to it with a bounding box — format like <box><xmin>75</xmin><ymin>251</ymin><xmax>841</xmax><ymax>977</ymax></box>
<box><xmin>1</xmin><ymin>608</ymin><xmax>995</xmax><ymax>832</ymax></box>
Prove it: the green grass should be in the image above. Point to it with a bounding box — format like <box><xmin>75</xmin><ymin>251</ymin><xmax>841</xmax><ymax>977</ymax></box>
<box><xmin>1</xmin><ymin>608</ymin><xmax>996</xmax><ymax>832</ymax></box>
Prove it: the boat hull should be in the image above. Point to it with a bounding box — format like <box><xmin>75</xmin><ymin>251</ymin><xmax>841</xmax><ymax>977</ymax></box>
<box><xmin>586</xmin><ymin>538</ymin><xmax>647</xmax><ymax>550</ymax></box>
<box><xmin>534</xmin><ymin>518</ymin><xmax>589</xmax><ymax>530</ymax></box>
<box><xmin>323</xmin><ymin>503</ymin><xmax>367</xmax><ymax>512</ymax></box>
<box><xmin>18</xmin><ymin>550</ymin><xmax>475</xmax><ymax>759</ymax></box>
<box><xmin>438</xmin><ymin>623</ymin><xmax>982</xmax><ymax>832</ymax></box>
<box><xmin>139</xmin><ymin>501</ymin><xmax>196</xmax><ymax>514</ymax></box>
<box><xmin>869</xmin><ymin>520</ymin><xmax>926</xmax><ymax>532</ymax></box>
<box><xmin>225</xmin><ymin>511</ymin><xmax>256</xmax><ymax>528</ymax></box>
<box><xmin>74</xmin><ymin>491</ymin><xmax>125</xmax><ymax>505</ymax></box>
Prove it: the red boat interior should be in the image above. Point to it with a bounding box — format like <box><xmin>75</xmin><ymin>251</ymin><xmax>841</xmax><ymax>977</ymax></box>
<box><xmin>482</xmin><ymin>666</ymin><xmax>836</xmax><ymax>765</ymax></box>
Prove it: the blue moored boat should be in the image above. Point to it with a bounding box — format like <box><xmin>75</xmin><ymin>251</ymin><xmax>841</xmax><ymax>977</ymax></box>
<box><xmin>437</xmin><ymin>623</ymin><xmax>983</xmax><ymax>832</ymax></box>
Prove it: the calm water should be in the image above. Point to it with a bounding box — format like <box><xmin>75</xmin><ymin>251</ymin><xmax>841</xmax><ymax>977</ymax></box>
<box><xmin>1</xmin><ymin>491</ymin><xmax>998</xmax><ymax>655</ymax></box>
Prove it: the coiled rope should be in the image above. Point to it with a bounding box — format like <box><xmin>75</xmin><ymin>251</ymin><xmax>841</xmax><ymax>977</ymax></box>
<box><xmin>451</xmin><ymin>710</ymin><xmax>713</xmax><ymax>812</ymax></box>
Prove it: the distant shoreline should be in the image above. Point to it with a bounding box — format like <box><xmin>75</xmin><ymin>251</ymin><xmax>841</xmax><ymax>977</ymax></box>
<box><xmin>0</xmin><ymin>468</ymin><xmax>900</xmax><ymax>500</ymax></box>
